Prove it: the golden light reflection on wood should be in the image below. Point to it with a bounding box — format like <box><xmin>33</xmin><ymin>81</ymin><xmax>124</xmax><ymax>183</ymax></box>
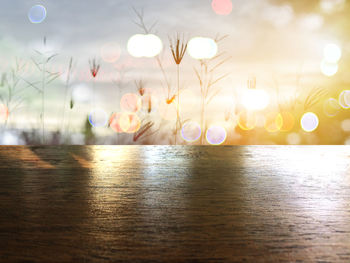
<box><xmin>0</xmin><ymin>146</ymin><xmax>349</xmax><ymax>262</ymax></box>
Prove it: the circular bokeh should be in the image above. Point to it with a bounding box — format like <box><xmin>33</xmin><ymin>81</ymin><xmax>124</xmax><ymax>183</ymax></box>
<box><xmin>206</xmin><ymin>126</ymin><xmax>227</xmax><ymax>145</ymax></box>
<box><xmin>89</xmin><ymin>108</ymin><xmax>108</xmax><ymax>128</ymax></box>
<box><xmin>181</xmin><ymin>122</ymin><xmax>201</xmax><ymax>143</ymax></box>
<box><xmin>28</xmin><ymin>5</ymin><xmax>47</xmax><ymax>24</ymax></box>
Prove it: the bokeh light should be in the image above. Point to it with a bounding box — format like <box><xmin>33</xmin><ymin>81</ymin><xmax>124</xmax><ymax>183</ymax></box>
<box><xmin>109</xmin><ymin>112</ymin><xmax>141</xmax><ymax>133</ymax></box>
<box><xmin>28</xmin><ymin>5</ymin><xmax>47</xmax><ymax>24</ymax></box>
<box><xmin>301</xmin><ymin>112</ymin><xmax>319</xmax><ymax>132</ymax></box>
<box><xmin>110</xmin><ymin>113</ymin><xmax>123</xmax><ymax>133</ymax></box>
<box><xmin>181</xmin><ymin>122</ymin><xmax>201</xmax><ymax>143</ymax></box>
<box><xmin>320</xmin><ymin>0</ymin><xmax>345</xmax><ymax>13</ymax></box>
<box><xmin>89</xmin><ymin>108</ymin><xmax>108</xmax><ymax>128</ymax></box>
<box><xmin>0</xmin><ymin>131</ymin><xmax>23</xmax><ymax>145</ymax></box>
<box><xmin>211</xmin><ymin>0</ymin><xmax>233</xmax><ymax>16</ymax></box>
<box><xmin>279</xmin><ymin>111</ymin><xmax>295</xmax><ymax>132</ymax></box>
<box><xmin>320</xmin><ymin>60</ymin><xmax>338</xmax><ymax>77</ymax></box>
<box><xmin>287</xmin><ymin>133</ymin><xmax>301</xmax><ymax>145</ymax></box>
<box><xmin>188</xmin><ymin>37</ymin><xmax>218</xmax><ymax>60</ymax></box>
<box><xmin>324</xmin><ymin>44</ymin><xmax>342</xmax><ymax>63</ymax></box>
<box><xmin>120</xmin><ymin>93</ymin><xmax>142</xmax><ymax>113</ymax></box>
<box><xmin>341</xmin><ymin>119</ymin><xmax>350</xmax><ymax>132</ymax></box>
<box><xmin>206</xmin><ymin>126</ymin><xmax>227</xmax><ymax>145</ymax></box>
<box><xmin>323</xmin><ymin>98</ymin><xmax>341</xmax><ymax>117</ymax></box>
<box><xmin>237</xmin><ymin>110</ymin><xmax>256</xmax><ymax>131</ymax></box>
<box><xmin>100</xmin><ymin>42</ymin><xmax>121</xmax><ymax>63</ymax></box>
<box><xmin>0</xmin><ymin>104</ymin><xmax>9</xmax><ymax>122</ymax></box>
<box><xmin>264</xmin><ymin>112</ymin><xmax>283</xmax><ymax>133</ymax></box>
<box><xmin>298</xmin><ymin>14</ymin><xmax>324</xmax><ymax>31</ymax></box>
<box><xmin>241</xmin><ymin>89</ymin><xmax>270</xmax><ymax>111</ymax></box>
<box><xmin>127</xmin><ymin>34</ymin><xmax>163</xmax><ymax>58</ymax></box>
<box><xmin>338</xmin><ymin>90</ymin><xmax>350</xmax><ymax>109</ymax></box>
<box><xmin>72</xmin><ymin>84</ymin><xmax>92</xmax><ymax>103</ymax></box>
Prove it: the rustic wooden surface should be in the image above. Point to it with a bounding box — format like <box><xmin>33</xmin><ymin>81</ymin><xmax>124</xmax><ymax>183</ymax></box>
<box><xmin>0</xmin><ymin>146</ymin><xmax>349</xmax><ymax>262</ymax></box>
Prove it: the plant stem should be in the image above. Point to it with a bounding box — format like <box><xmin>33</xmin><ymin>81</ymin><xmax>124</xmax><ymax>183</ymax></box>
<box><xmin>62</xmin><ymin>59</ymin><xmax>72</xmax><ymax>140</ymax></box>
<box><xmin>200</xmin><ymin>95</ymin><xmax>205</xmax><ymax>145</ymax></box>
<box><xmin>41</xmin><ymin>62</ymin><xmax>46</xmax><ymax>144</ymax></box>
<box><xmin>93</xmin><ymin>78</ymin><xmax>96</xmax><ymax>109</ymax></box>
<box><xmin>175</xmin><ymin>65</ymin><xmax>180</xmax><ymax>145</ymax></box>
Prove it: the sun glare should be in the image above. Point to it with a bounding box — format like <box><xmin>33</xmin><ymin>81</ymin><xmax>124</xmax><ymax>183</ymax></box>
<box><xmin>241</xmin><ymin>89</ymin><xmax>270</xmax><ymax>111</ymax></box>
<box><xmin>127</xmin><ymin>34</ymin><xmax>163</xmax><ymax>58</ymax></box>
<box><xmin>188</xmin><ymin>37</ymin><xmax>218</xmax><ymax>60</ymax></box>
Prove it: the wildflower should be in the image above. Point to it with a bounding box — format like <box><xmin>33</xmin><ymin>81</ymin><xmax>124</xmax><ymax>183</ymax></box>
<box><xmin>89</xmin><ymin>58</ymin><xmax>100</xmax><ymax>78</ymax></box>
<box><xmin>169</xmin><ymin>35</ymin><xmax>188</xmax><ymax>65</ymax></box>
<box><xmin>147</xmin><ymin>97</ymin><xmax>152</xmax><ymax>113</ymax></box>
<box><xmin>166</xmin><ymin>95</ymin><xmax>176</xmax><ymax>105</ymax></box>
<box><xmin>133</xmin><ymin>121</ymin><xmax>154</xmax><ymax>142</ymax></box>
<box><xmin>135</xmin><ymin>80</ymin><xmax>146</xmax><ymax>96</ymax></box>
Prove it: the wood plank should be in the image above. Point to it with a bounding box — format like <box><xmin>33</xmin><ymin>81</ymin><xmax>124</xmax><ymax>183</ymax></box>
<box><xmin>0</xmin><ymin>146</ymin><xmax>349</xmax><ymax>262</ymax></box>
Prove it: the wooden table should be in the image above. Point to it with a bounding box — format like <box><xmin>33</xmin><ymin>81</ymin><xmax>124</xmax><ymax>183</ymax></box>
<box><xmin>0</xmin><ymin>146</ymin><xmax>349</xmax><ymax>262</ymax></box>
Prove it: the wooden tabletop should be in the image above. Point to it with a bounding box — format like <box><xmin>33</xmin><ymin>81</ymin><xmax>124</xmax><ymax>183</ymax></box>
<box><xmin>0</xmin><ymin>146</ymin><xmax>349</xmax><ymax>262</ymax></box>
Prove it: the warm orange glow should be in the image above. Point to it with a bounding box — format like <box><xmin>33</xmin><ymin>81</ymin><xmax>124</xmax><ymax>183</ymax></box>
<box><xmin>264</xmin><ymin>112</ymin><xmax>283</xmax><ymax>133</ymax></box>
<box><xmin>241</xmin><ymin>89</ymin><xmax>270</xmax><ymax>111</ymax></box>
<box><xmin>279</xmin><ymin>111</ymin><xmax>295</xmax><ymax>132</ymax></box>
<box><xmin>110</xmin><ymin>112</ymin><xmax>141</xmax><ymax>133</ymax></box>
<box><xmin>237</xmin><ymin>110</ymin><xmax>257</xmax><ymax>131</ymax></box>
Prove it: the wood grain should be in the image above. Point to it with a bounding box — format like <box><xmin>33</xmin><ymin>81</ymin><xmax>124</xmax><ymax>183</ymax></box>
<box><xmin>0</xmin><ymin>146</ymin><xmax>349</xmax><ymax>262</ymax></box>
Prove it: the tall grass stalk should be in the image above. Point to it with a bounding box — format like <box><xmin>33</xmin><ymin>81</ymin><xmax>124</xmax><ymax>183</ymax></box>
<box><xmin>169</xmin><ymin>35</ymin><xmax>187</xmax><ymax>144</ymax></box>
<box><xmin>194</xmin><ymin>36</ymin><xmax>230</xmax><ymax>144</ymax></box>
<box><xmin>61</xmin><ymin>57</ymin><xmax>73</xmax><ymax>140</ymax></box>
<box><xmin>0</xmin><ymin>60</ymin><xmax>29</xmax><ymax>130</ymax></box>
<box><xmin>28</xmin><ymin>38</ymin><xmax>61</xmax><ymax>144</ymax></box>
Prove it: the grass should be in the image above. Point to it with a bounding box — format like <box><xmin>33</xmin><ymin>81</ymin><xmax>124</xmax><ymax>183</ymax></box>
<box><xmin>0</xmin><ymin>9</ymin><xmax>347</xmax><ymax>145</ymax></box>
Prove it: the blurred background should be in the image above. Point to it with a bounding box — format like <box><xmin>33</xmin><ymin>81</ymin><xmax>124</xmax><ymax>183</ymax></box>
<box><xmin>0</xmin><ymin>0</ymin><xmax>349</xmax><ymax>145</ymax></box>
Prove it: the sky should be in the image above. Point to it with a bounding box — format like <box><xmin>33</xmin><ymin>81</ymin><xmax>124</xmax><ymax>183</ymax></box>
<box><xmin>0</xmin><ymin>0</ymin><xmax>346</xmax><ymax>138</ymax></box>
<box><xmin>0</xmin><ymin>0</ymin><xmax>329</xmax><ymax>66</ymax></box>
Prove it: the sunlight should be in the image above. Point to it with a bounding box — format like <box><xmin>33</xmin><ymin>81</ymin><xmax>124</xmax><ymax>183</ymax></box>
<box><xmin>324</xmin><ymin>43</ymin><xmax>342</xmax><ymax>63</ymax></box>
<box><xmin>241</xmin><ymin>89</ymin><xmax>270</xmax><ymax>111</ymax></box>
<box><xmin>320</xmin><ymin>60</ymin><xmax>338</xmax><ymax>77</ymax></box>
<box><xmin>127</xmin><ymin>34</ymin><xmax>163</xmax><ymax>58</ymax></box>
<box><xmin>187</xmin><ymin>37</ymin><xmax>218</xmax><ymax>60</ymax></box>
